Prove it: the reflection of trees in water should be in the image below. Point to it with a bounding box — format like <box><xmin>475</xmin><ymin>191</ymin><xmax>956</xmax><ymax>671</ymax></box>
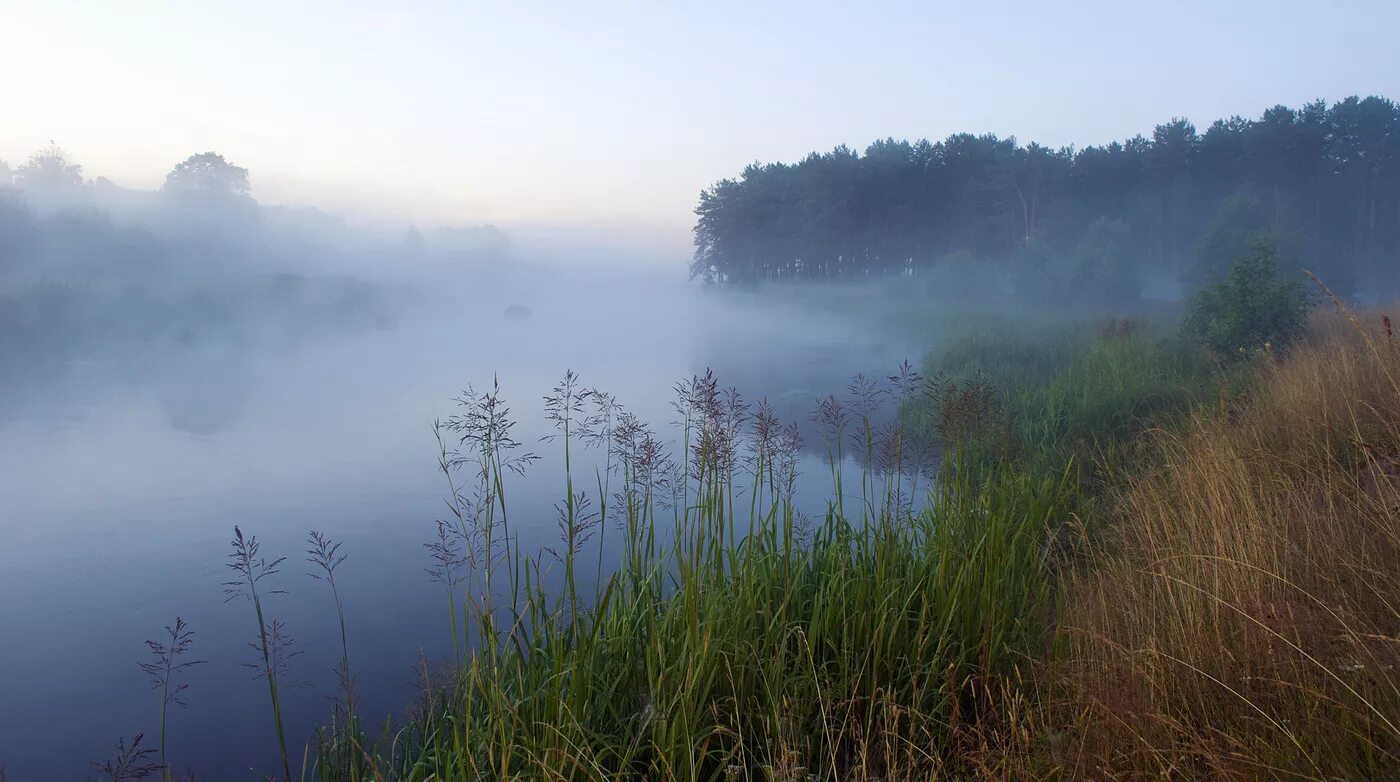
<box><xmin>0</xmin><ymin>274</ymin><xmax>403</xmax><ymax>427</ymax></box>
<box><xmin>0</xmin><ymin>340</ymin><xmax>252</xmax><ymax>435</ymax></box>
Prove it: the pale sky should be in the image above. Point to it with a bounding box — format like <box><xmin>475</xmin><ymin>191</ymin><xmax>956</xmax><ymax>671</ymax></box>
<box><xmin>3</xmin><ymin>0</ymin><xmax>1398</xmax><ymax>258</ymax></box>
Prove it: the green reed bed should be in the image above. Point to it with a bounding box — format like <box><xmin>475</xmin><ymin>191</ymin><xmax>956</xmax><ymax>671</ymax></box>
<box><xmin>315</xmin><ymin>370</ymin><xmax>1075</xmax><ymax>781</ymax></box>
<box><xmin>903</xmin><ymin>313</ymin><xmax>1226</xmax><ymax>491</ymax></box>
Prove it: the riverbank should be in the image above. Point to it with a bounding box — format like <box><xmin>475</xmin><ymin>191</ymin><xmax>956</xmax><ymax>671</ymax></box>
<box><xmin>304</xmin><ymin>298</ymin><xmax>1400</xmax><ymax>779</ymax></box>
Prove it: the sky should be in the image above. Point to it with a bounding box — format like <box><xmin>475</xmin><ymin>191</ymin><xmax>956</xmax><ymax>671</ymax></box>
<box><xmin>3</xmin><ymin>0</ymin><xmax>1398</xmax><ymax>260</ymax></box>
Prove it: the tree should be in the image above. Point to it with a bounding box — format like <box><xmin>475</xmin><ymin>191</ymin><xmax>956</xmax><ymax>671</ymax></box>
<box><xmin>688</xmin><ymin>95</ymin><xmax>1398</xmax><ymax>291</ymax></box>
<box><xmin>1068</xmin><ymin>217</ymin><xmax>1139</xmax><ymax>303</ymax></box>
<box><xmin>0</xmin><ymin>158</ymin><xmax>12</xmax><ymax>187</ymax></box>
<box><xmin>1186</xmin><ymin>196</ymin><xmax>1271</xmax><ymax>291</ymax></box>
<box><xmin>1243</xmin><ymin>105</ymin><xmax>1298</xmax><ymax>220</ymax></box>
<box><xmin>1324</xmin><ymin>96</ymin><xmax>1400</xmax><ymax>289</ymax></box>
<box><xmin>1184</xmin><ymin>239</ymin><xmax>1310</xmax><ymax>357</ymax></box>
<box><xmin>15</xmin><ymin>144</ymin><xmax>83</xmax><ymax>190</ymax></box>
<box><xmin>1145</xmin><ymin>118</ymin><xmax>1199</xmax><ymax>274</ymax></box>
<box><xmin>163</xmin><ymin>152</ymin><xmax>251</xmax><ymax>198</ymax></box>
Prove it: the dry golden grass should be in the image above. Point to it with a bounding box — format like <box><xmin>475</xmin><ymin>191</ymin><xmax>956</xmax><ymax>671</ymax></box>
<box><xmin>1054</xmin><ymin>308</ymin><xmax>1400</xmax><ymax>779</ymax></box>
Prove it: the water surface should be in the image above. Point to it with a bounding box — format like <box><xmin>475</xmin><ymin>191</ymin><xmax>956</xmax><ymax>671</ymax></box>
<box><xmin>0</xmin><ymin>266</ymin><xmax>913</xmax><ymax>779</ymax></box>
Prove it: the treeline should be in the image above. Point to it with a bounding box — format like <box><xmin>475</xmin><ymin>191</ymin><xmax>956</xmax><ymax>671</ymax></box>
<box><xmin>692</xmin><ymin>96</ymin><xmax>1400</xmax><ymax>297</ymax></box>
<box><xmin>0</xmin><ymin>145</ymin><xmax>511</xmax><ymax>294</ymax></box>
<box><xmin>0</xmin><ymin>146</ymin><xmax>483</xmax><ymax>379</ymax></box>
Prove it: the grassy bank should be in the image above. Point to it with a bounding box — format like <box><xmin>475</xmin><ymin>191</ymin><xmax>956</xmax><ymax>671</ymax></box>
<box><xmin>300</xmin><ymin>304</ymin><xmax>1400</xmax><ymax>780</ymax></box>
<box><xmin>333</xmin><ymin>309</ymin><xmax>1394</xmax><ymax>777</ymax></box>
<box><xmin>1054</xmin><ymin>312</ymin><xmax>1400</xmax><ymax>777</ymax></box>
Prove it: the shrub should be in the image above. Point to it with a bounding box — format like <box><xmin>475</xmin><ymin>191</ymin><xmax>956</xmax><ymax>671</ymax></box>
<box><xmin>1184</xmin><ymin>238</ymin><xmax>1311</xmax><ymax>357</ymax></box>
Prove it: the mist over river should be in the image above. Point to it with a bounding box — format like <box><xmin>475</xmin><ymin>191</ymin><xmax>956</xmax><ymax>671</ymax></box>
<box><xmin>0</xmin><ymin>261</ymin><xmax>914</xmax><ymax>779</ymax></box>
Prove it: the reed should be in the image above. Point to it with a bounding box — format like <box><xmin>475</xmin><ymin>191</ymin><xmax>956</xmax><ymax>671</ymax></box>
<box><xmin>224</xmin><ymin>527</ymin><xmax>298</xmax><ymax>782</ymax></box>
<box><xmin>307</xmin><ymin>531</ymin><xmax>370</xmax><ymax>781</ymax></box>
<box><xmin>138</xmin><ymin>617</ymin><xmax>204</xmax><ymax>782</ymax></box>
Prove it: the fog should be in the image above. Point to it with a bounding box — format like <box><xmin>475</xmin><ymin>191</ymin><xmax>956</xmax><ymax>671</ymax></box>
<box><xmin>0</xmin><ymin>152</ymin><xmax>917</xmax><ymax>779</ymax></box>
<box><xmin>11</xmin><ymin>89</ymin><xmax>1392</xmax><ymax>774</ymax></box>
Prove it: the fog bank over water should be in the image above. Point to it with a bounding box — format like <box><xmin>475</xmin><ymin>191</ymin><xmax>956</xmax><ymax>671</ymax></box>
<box><xmin>0</xmin><ymin>157</ymin><xmax>918</xmax><ymax>779</ymax></box>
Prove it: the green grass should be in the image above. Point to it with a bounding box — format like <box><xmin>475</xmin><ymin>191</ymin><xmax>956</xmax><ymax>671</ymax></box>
<box><xmin>903</xmin><ymin>311</ymin><xmax>1229</xmax><ymax>490</ymax></box>
<box><xmin>315</xmin><ymin>389</ymin><xmax>1076</xmax><ymax>781</ymax></box>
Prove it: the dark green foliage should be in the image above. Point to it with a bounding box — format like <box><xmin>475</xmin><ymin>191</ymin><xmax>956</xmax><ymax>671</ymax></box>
<box><xmin>907</xmin><ymin>313</ymin><xmax>1221</xmax><ymax>486</ymax></box>
<box><xmin>1185</xmin><ymin>240</ymin><xmax>1312</xmax><ymax>357</ymax></box>
<box><xmin>1018</xmin><ymin>331</ymin><xmax>1216</xmax><ymax>479</ymax></box>
<box><xmin>693</xmin><ymin>96</ymin><xmax>1400</xmax><ymax>295</ymax></box>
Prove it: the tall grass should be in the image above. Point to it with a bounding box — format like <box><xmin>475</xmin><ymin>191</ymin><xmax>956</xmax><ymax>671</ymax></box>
<box><xmin>319</xmin><ymin>371</ymin><xmax>1076</xmax><ymax>780</ymax></box>
<box><xmin>1055</xmin><ymin>309</ymin><xmax>1400</xmax><ymax>777</ymax></box>
<box><xmin>308</xmin><ymin>531</ymin><xmax>367</xmax><ymax>782</ymax></box>
<box><xmin>224</xmin><ymin>527</ymin><xmax>298</xmax><ymax>782</ymax></box>
<box><xmin>138</xmin><ymin>618</ymin><xmax>204</xmax><ymax>782</ymax></box>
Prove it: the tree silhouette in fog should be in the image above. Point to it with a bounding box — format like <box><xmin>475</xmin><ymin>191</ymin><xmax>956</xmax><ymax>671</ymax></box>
<box><xmin>14</xmin><ymin>144</ymin><xmax>84</xmax><ymax>191</ymax></box>
<box><xmin>163</xmin><ymin>152</ymin><xmax>251</xmax><ymax>199</ymax></box>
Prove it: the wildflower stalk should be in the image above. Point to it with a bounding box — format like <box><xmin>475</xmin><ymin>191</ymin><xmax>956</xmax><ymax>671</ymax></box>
<box><xmin>224</xmin><ymin>526</ymin><xmax>293</xmax><ymax>782</ymax></box>
<box><xmin>139</xmin><ymin>618</ymin><xmax>204</xmax><ymax>782</ymax></box>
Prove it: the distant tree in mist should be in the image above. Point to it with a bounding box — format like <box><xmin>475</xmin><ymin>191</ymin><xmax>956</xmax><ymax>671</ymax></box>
<box><xmin>1185</xmin><ymin>196</ymin><xmax>1299</xmax><ymax>292</ymax></box>
<box><xmin>1068</xmin><ymin>217</ymin><xmax>1139</xmax><ymax>303</ymax></box>
<box><xmin>0</xmin><ymin>158</ymin><xmax>12</xmax><ymax>187</ymax></box>
<box><xmin>163</xmin><ymin>152</ymin><xmax>251</xmax><ymax>198</ymax></box>
<box><xmin>15</xmin><ymin>144</ymin><xmax>84</xmax><ymax>190</ymax></box>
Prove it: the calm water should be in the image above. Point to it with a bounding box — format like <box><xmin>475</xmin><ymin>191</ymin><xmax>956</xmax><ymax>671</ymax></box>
<box><xmin>0</xmin><ymin>267</ymin><xmax>913</xmax><ymax>779</ymax></box>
